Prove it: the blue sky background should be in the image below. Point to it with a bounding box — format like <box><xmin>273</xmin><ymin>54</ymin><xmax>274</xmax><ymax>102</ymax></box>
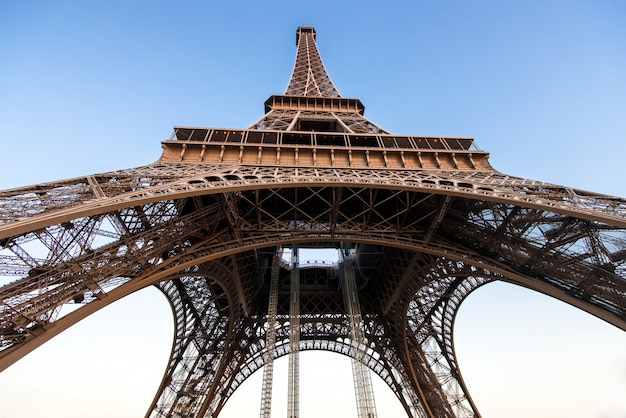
<box><xmin>1</xmin><ymin>1</ymin><xmax>625</xmax><ymax>417</ymax></box>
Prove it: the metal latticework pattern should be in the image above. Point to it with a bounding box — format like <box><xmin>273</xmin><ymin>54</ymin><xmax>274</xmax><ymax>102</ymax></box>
<box><xmin>1</xmin><ymin>25</ymin><xmax>625</xmax><ymax>418</ymax></box>
<box><xmin>259</xmin><ymin>251</ymin><xmax>280</xmax><ymax>417</ymax></box>
<box><xmin>342</xmin><ymin>253</ymin><xmax>378</xmax><ymax>417</ymax></box>
<box><xmin>285</xmin><ymin>26</ymin><xmax>340</xmax><ymax>98</ymax></box>
<box><xmin>287</xmin><ymin>248</ymin><xmax>300</xmax><ymax>418</ymax></box>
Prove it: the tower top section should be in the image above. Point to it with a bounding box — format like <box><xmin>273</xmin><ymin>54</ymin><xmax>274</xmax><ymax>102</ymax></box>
<box><xmin>284</xmin><ymin>26</ymin><xmax>341</xmax><ymax>98</ymax></box>
<box><xmin>295</xmin><ymin>26</ymin><xmax>316</xmax><ymax>45</ymax></box>
<box><xmin>161</xmin><ymin>26</ymin><xmax>489</xmax><ymax>172</ymax></box>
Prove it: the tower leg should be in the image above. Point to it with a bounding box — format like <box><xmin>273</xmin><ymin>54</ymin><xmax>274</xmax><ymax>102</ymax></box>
<box><xmin>148</xmin><ymin>275</ymin><xmax>233</xmax><ymax>417</ymax></box>
<box><xmin>399</xmin><ymin>259</ymin><xmax>490</xmax><ymax>417</ymax></box>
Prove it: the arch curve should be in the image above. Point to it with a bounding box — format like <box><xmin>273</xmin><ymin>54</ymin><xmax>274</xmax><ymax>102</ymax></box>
<box><xmin>2</xmin><ymin>181</ymin><xmax>625</xmax><ymax>417</ymax></box>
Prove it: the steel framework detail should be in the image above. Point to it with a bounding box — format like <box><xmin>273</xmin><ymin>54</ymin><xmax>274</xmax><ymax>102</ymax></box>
<box><xmin>1</xmin><ymin>25</ymin><xmax>625</xmax><ymax>418</ymax></box>
<box><xmin>259</xmin><ymin>251</ymin><xmax>280</xmax><ymax>417</ymax></box>
<box><xmin>342</xmin><ymin>250</ymin><xmax>378</xmax><ymax>417</ymax></box>
<box><xmin>287</xmin><ymin>247</ymin><xmax>300</xmax><ymax>418</ymax></box>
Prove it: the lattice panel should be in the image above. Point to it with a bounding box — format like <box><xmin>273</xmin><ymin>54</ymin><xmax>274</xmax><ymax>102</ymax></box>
<box><xmin>284</xmin><ymin>27</ymin><xmax>340</xmax><ymax>98</ymax></box>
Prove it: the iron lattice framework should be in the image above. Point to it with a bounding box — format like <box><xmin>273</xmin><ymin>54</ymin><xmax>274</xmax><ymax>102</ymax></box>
<box><xmin>1</xmin><ymin>26</ymin><xmax>625</xmax><ymax>417</ymax></box>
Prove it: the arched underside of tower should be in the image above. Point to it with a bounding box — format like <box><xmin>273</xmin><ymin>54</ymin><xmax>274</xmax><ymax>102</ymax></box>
<box><xmin>1</xmin><ymin>166</ymin><xmax>625</xmax><ymax>417</ymax></box>
<box><xmin>1</xmin><ymin>25</ymin><xmax>625</xmax><ymax>418</ymax></box>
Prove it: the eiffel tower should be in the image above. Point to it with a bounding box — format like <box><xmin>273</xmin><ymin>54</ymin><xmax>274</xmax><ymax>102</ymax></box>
<box><xmin>1</xmin><ymin>25</ymin><xmax>625</xmax><ymax>418</ymax></box>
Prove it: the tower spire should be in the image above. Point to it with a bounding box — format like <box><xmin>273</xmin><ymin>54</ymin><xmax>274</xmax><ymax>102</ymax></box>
<box><xmin>284</xmin><ymin>26</ymin><xmax>340</xmax><ymax>97</ymax></box>
<box><xmin>251</xmin><ymin>26</ymin><xmax>388</xmax><ymax>133</ymax></box>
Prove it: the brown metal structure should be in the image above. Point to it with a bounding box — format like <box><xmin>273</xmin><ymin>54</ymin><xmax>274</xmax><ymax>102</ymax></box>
<box><xmin>1</xmin><ymin>26</ymin><xmax>625</xmax><ymax>417</ymax></box>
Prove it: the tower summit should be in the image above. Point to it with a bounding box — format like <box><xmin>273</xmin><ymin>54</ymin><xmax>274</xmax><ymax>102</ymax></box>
<box><xmin>286</xmin><ymin>26</ymin><xmax>340</xmax><ymax>97</ymax></box>
<box><xmin>254</xmin><ymin>26</ymin><xmax>385</xmax><ymax>135</ymax></box>
<box><xmin>1</xmin><ymin>26</ymin><xmax>625</xmax><ymax>418</ymax></box>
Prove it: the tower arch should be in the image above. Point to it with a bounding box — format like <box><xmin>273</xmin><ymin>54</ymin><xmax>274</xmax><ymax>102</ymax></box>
<box><xmin>1</xmin><ymin>26</ymin><xmax>625</xmax><ymax>417</ymax></box>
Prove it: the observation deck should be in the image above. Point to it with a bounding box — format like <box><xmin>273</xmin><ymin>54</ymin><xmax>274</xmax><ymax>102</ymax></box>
<box><xmin>161</xmin><ymin>127</ymin><xmax>491</xmax><ymax>171</ymax></box>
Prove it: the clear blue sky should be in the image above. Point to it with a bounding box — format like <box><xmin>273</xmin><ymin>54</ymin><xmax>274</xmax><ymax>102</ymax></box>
<box><xmin>1</xmin><ymin>1</ymin><xmax>625</xmax><ymax>417</ymax></box>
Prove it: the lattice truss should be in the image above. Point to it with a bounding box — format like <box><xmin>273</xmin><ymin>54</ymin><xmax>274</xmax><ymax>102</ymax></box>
<box><xmin>1</xmin><ymin>168</ymin><xmax>626</xmax><ymax>417</ymax></box>
<box><xmin>285</xmin><ymin>26</ymin><xmax>340</xmax><ymax>98</ymax></box>
<box><xmin>250</xmin><ymin>26</ymin><xmax>388</xmax><ymax>134</ymax></box>
<box><xmin>2</xmin><ymin>25</ymin><xmax>626</xmax><ymax>418</ymax></box>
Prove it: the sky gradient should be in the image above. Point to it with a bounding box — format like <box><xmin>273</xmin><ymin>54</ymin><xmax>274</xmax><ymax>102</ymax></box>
<box><xmin>1</xmin><ymin>1</ymin><xmax>625</xmax><ymax>417</ymax></box>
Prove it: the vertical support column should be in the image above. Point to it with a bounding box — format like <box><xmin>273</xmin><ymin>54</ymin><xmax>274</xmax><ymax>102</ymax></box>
<box><xmin>260</xmin><ymin>250</ymin><xmax>281</xmax><ymax>418</ymax></box>
<box><xmin>342</xmin><ymin>249</ymin><xmax>378</xmax><ymax>418</ymax></box>
<box><xmin>287</xmin><ymin>246</ymin><xmax>300</xmax><ymax>418</ymax></box>
<box><xmin>392</xmin><ymin>369</ymin><xmax>429</xmax><ymax>418</ymax></box>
